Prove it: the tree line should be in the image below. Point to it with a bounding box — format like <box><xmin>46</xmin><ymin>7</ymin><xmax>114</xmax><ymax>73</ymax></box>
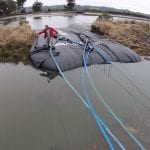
<box><xmin>32</xmin><ymin>0</ymin><xmax>76</xmax><ymax>12</ymax></box>
<box><xmin>0</xmin><ymin>0</ymin><xmax>76</xmax><ymax>16</ymax></box>
<box><xmin>1</xmin><ymin>1</ymin><xmax>148</xmax><ymax>19</ymax></box>
<box><xmin>0</xmin><ymin>0</ymin><xmax>27</xmax><ymax>15</ymax></box>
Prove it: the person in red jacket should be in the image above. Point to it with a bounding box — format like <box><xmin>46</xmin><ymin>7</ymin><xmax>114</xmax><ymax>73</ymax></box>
<box><xmin>38</xmin><ymin>25</ymin><xmax>58</xmax><ymax>48</ymax></box>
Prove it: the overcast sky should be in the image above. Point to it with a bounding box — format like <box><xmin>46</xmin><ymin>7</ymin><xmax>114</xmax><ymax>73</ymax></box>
<box><xmin>24</xmin><ymin>0</ymin><xmax>150</xmax><ymax>14</ymax></box>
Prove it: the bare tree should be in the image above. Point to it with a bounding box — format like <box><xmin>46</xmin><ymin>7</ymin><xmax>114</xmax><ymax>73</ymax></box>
<box><xmin>32</xmin><ymin>1</ymin><xmax>43</xmax><ymax>12</ymax></box>
<box><xmin>66</xmin><ymin>0</ymin><xmax>75</xmax><ymax>10</ymax></box>
<box><xmin>16</xmin><ymin>0</ymin><xmax>26</xmax><ymax>8</ymax></box>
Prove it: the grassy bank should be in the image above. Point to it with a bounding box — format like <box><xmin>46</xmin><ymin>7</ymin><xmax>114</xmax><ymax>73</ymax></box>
<box><xmin>0</xmin><ymin>21</ymin><xmax>36</xmax><ymax>62</ymax></box>
<box><xmin>0</xmin><ymin>18</ymin><xmax>150</xmax><ymax>63</ymax></box>
<box><xmin>91</xmin><ymin>19</ymin><xmax>150</xmax><ymax>55</ymax></box>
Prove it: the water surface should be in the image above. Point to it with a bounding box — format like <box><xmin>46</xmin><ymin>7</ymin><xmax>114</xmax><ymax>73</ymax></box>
<box><xmin>0</xmin><ymin>14</ymin><xmax>150</xmax><ymax>149</ymax></box>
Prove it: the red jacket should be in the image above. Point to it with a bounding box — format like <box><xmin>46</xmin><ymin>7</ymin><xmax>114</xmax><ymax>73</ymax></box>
<box><xmin>38</xmin><ymin>27</ymin><xmax>58</xmax><ymax>38</ymax></box>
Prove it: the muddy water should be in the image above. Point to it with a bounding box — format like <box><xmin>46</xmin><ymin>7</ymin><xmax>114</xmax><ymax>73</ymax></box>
<box><xmin>0</xmin><ymin>14</ymin><xmax>150</xmax><ymax>149</ymax></box>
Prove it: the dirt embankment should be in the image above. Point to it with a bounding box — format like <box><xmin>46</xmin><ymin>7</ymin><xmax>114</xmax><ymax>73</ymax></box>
<box><xmin>91</xmin><ymin>20</ymin><xmax>150</xmax><ymax>56</ymax></box>
<box><xmin>0</xmin><ymin>21</ymin><xmax>36</xmax><ymax>62</ymax></box>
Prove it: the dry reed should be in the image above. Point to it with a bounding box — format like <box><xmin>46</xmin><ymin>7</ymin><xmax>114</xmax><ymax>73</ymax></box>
<box><xmin>91</xmin><ymin>20</ymin><xmax>150</xmax><ymax>55</ymax></box>
<box><xmin>0</xmin><ymin>21</ymin><xmax>36</xmax><ymax>62</ymax></box>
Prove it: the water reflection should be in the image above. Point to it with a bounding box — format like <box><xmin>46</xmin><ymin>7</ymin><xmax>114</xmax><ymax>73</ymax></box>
<box><xmin>33</xmin><ymin>16</ymin><xmax>42</xmax><ymax>19</ymax></box>
<box><xmin>0</xmin><ymin>16</ymin><xmax>28</xmax><ymax>27</ymax></box>
<box><xmin>0</xmin><ymin>17</ymin><xmax>17</xmax><ymax>26</ymax></box>
<box><xmin>0</xmin><ymin>14</ymin><xmax>150</xmax><ymax>149</ymax></box>
<box><xmin>40</xmin><ymin>71</ymin><xmax>57</xmax><ymax>82</ymax></box>
<box><xmin>0</xmin><ymin>14</ymin><xmax>98</xmax><ymax>29</ymax></box>
<box><xmin>67</xmin><ymin>14</ymin><xmax>75</xmax><ymax>26</ymax></box>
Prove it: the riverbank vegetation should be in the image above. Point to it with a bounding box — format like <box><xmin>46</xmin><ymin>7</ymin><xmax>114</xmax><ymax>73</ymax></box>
<box><xmin>91</xmin><ymin>15</ymin><xmax>150</xmax><ymax>55</ymax></box>
<box><xmin>32</xmin><ymin>1</ymin><xmax>43</xmax><ymax>12</ymax></box>
<box><xmin>0</xmin><ymin>0</ymin><xmax>17</xmax><ymax>15</ymax></box>
<box><xmin>0</xmin><ymin>21</ymin><xmax>36</xmax><ymax>62</ymax></box>
<box><xmin>0</xmin><ymin>0</ymin><xmax>27</xmax><ymax>16</ymax></box>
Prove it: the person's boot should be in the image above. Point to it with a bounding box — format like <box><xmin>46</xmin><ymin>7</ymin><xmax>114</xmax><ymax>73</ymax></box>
<box><xmin>52</xmin><ymin>46</ymin><xmax>55</xmax><ymax>50</ymax></box>
<box><xmin>44</xmin><ymin>44</ymin><xmax>50</xmax><ymax>48</ymax></box>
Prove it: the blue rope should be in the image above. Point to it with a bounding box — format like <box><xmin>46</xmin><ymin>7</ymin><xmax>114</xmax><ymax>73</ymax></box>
<box><xmin>83</xmin><ymin>44</ymin><xmax>125</xmax><ymax>150</ymax></box>
<box><xmin>86</xmin><ymin>43</ymin><xmax>111</xmax><ymax>64</ymax></box>
<box><xmin>82</xmin><ymin>40</ymin><xmax>114</xmax><ymax>150</ymax></box>
<box><xmin>50</xmin><ymin>35</ymin><xmax>145</xmax><ymax>149</ymax></box>
<box><xmin>86</xmin><ymin>42</ymin><xmax>145</xmax><ymax>150</ymax></box>
<box><xmin>49</xmin><ymin>39</ymin><xmax>125</xmax><ymax>150</ymax></box>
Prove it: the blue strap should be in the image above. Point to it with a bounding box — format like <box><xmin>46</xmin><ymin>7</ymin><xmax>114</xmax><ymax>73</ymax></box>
<box><xmin>49</xmin><ymin>34</ymin><xmax>145</xmax><ymax>150</ymax></box>
<box><xmin>82</xmin><ymin>40</ymin><xmax>114</xmax><ymax>150</ymax></box>
<box><xmin>49</xmin><ymin>39</ymin><xmax>124</xmax><ymax>150</ymax></box>
<box><xmin>87</xmin><ymin>41</ymin><xmax>145</xmax><ymax>150</ymax></box>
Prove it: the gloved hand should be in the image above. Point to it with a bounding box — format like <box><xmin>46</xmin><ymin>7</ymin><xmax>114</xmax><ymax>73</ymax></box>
<box><xmin>54</xmin><ymin>33</ymin><xmax>58</xmax><ymax>39</ymax></box>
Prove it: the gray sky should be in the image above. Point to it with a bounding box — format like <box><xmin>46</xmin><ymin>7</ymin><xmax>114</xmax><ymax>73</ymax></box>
<box><xmin>25</xmin><ymin>0</ymin><xmax>150</xmax><ymax>14</ymax></box>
